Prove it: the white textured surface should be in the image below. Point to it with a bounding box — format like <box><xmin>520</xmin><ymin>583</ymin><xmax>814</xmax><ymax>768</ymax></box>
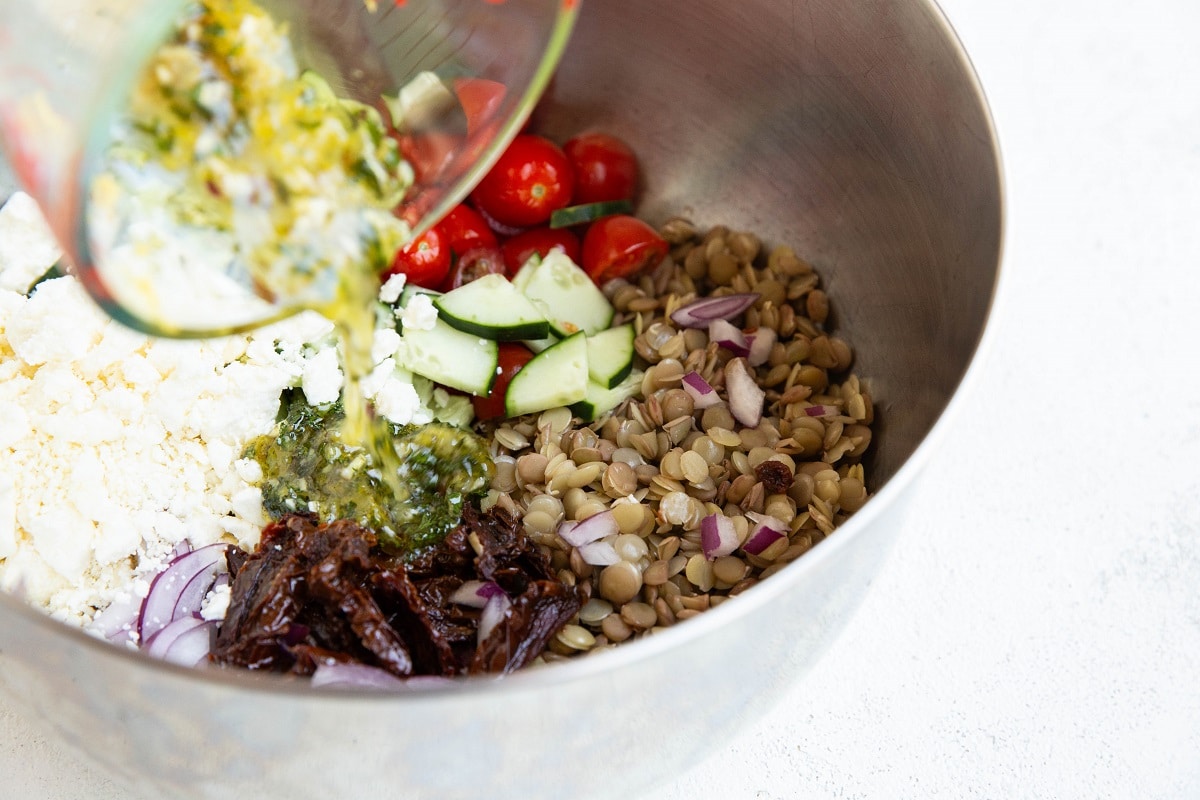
<box><xmin>3</xmin><ymin>0</ymin><xmax>1200</xmax><ymax>797</ymax></box>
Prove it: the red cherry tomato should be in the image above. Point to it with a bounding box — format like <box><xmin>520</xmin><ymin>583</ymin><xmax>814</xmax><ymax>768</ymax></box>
<box><xmin>385</xmin><ymin>226</ymin><xmax>451</xmax><ymax>289</ymax></box>
<box><xmin>581</xmin><ymin>214</ymin><xmax>669</xmax><ymax>285</ymax></box>
<box><xmin>499</xmin><ymin>226</ymin><xmax>581</xmax><ymax>275</ymax></box>
<box><xmin>470</xmin><ymin>134</ymin><xmax>575</xmax><ymax>228</ymax></box>
<box><xmin>440</xmin><ymin>246</ymin><xmax>505</xmax><ymax>291</ymax></box>
<box><xmin>453</xmin><ymin>77</ymin><xmax>506</xmax><ymax>140</ymax></box>
<box><xmin>564</xmin><ymin>132</ymin><xmax>639</xmax><ymax>205</ymax></box>
<box><xmin>437</xmin><ymin>203</ymin><xmax>499</xmax><ymax>256</ymax></box>
<box><xmin>472</xmin><ymin>342</ymin><xmax>535</xmax><ymax>419</ymax></box>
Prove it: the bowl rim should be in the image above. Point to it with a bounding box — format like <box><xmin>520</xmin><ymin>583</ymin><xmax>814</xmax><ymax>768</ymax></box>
<box><xmin>0</xmin><ymin>0</ymin><xmax>1007</xmax><ymax>705</ymax></box>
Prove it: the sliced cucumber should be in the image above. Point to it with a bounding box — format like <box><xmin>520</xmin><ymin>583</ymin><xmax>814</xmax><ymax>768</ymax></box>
<box><xmin>510</xmin><ymin>253</ymin><xmax>541</xmax><ymax>294</ymax></box>
<box><xmin>522</xmin><ymin>335</ymin><xmax>558</xmax><ymax>354</ymax></box>
<box><xmin>504</xmin><ymin>332</ymin><xmax>589</xmax><ymax>417</ymax></box>
<box><xmin>550</xmin><ymin>199</ymin><xmax>633</xmax><ymax>229</ymax></box>
<box><xmin>433</xmin><ymin>273</ymin><xmax>550</xmax><ymax>341</ymax></box>
<box><xmin>519</xmin><ymin>250</ymin><xmax>614</xmax><ymax>338</ymax></box>
<box><xmin>397</xmin><ymin>283</ymin><xmax>441</xmax><ymax>309</ymax></box>
<box><xmin>586</xmin><ymin>324</ymin><xmax>635</xmax><ymax>389</ymax></box>
<box><xmin>571</xmin><ymin>369</ymin><xmax>645</xmax><ymax>423</ymax></box>
<box><xmin>397</xmin><ymin>319</ymin><xmax>498</xmax><ymax>395</ymax></box>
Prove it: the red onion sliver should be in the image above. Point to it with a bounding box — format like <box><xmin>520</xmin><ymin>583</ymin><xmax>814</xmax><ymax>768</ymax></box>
<box><xmin>92</xmin><ymin>591</ymin><xmax>144</xmax><ymax>645</ymax></box>
<box><xmin>681</xmin><ymin>371</ymin><xmax>721</xmax><ymax>410</ymax></box>
<box><xmin>449</xmin><ymin>579</ymin><xmax>506</xmax><ymax>609</ymax></box>
<box><xmin>478</xmin><ymin>592</ymin><xmax>512</xmax><ymax>645</ymax></box>
<box><xmin>747</xmin><ymin>327</ymin><xmax>776</xmax><ymax>367</ymax></box>
<box><xmin>175</xmin><ymin>564</ymin><xmax>222</xmax><ymax>619</ymax></box>
<box><xmin>804</xmin><ymin>404</ymin><xmax>839</xmax><ymax>417</ymax></box>
<box><xmin>724</xmin><ymin>358</ymin><xmax>765</xmax><ymax>428</ymax></box>
<box><xmin>708</xmin><ymin>319</ymin><xmax>749</xmax><ymax>357</ymax></box>
<box><xmin>144</xmin><ymin>614</ymin><xmax>207</xmax><ymax>660</ymax></box>
<box><xmin>475</xmin><ymin>204</ymin><xmax>527</xmax><ymax>238</ymax></box>
<box><xmin>138</xmin><ymin>543</ymin><xmax>229</xmax><ymax>642</ymax></box>
<box><xmin>578</xmin><ymin>540</ymin><xmax>620</xmax><ymax>566</ymax></box>
<box><xmin>311</xmin><ymin>662</ymin><xmax>409</xmax><ymax>691</ymax></box>
<box><xmin>160</xmin><ymin>618</ymin><xmax>217</xmax><ymax>667</ymax></box>
<box><xmin>670</xmin><ymin>293</ymin><xmax>760</xmax><ymax>328</ymax></box>
<box><xmin>700</xmin><ymin>514</ymin><xmax>739</xmax><ymax>560</ymax></box>
<box><xmin>558</xmin><ymin>510</ymin><xmax>618</xmax><ymax>547</ymax></box>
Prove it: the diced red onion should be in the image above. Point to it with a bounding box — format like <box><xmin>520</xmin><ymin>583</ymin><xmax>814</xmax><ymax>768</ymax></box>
<box><xmin>804</xmin><ymin>404</ymin><xmax>839</xmax><ymax>417</ymax></box>
<box><xmin>681</xmin><ymin>371</ymin><xmax>721</xmax><ymax>409</ymax></box>
<box><xmin>449</xmin><ymin>579</ymin><xmax>506</xmax><ymax>609</ymax></box>
<box><xmin>138</xmin><ymin>543</ymin><xmax>229</xmax><ymax>642</ymax></box>
<box><xmin>558</xmin><ymin>510</ymin><xmax>618</xmax><ymax>547</ymax></box>
<box><xmin>746</xmin><ymin>327</ymin><xmax>777</xmax><ymax>367</ymax></box>
<box><xmin>311</xmin><ymin>662</ymin><xmax>409</xmax><ymax>691</ymax></box>
<box><xmin>670</xmin><ymin>293</ymin><xmax>760</xmax><ymax>328</ymax></box>
<box><xmin>700</xmin><ymin>513</ymin><xmax>739</xmax><ymax>560</ymax></box>
<box><xmin>724</xmin><ymin>358</ymin><xmax>765</xmax><ymax>428</ymax></box>
<box><xmin>478</xmin><ymin>592</ymin><xmax>512</xmax><ymax>644</ymax></box>
<box><xmin>578</xmin><ymin>539</ymin><xmax>620</xmax><ymax>566</ymax></box>
<box><xmin>742</xmin><ymin>512</ymin><xmax>789</xmax><ymax>555</ymax></box>
<box><xmin>707</xmin><ymin>319</ymin><xmax>749</xmax><ymax>357</ymax></box>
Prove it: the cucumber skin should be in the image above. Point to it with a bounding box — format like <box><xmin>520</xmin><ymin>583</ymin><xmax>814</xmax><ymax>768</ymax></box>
<box><xmin>549</xmin><ymin>199</ymin><xmax>633</xmax><ymax>229</ymax></box>
<box><xmin>434</xmin><ymin>309</ymin><xmax>549</xmax><ymax>342</ymax></box>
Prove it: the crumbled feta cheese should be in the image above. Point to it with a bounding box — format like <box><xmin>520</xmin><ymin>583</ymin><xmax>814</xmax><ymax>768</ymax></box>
<box><xmin>378</xmin><ymin>271</ymin><xmax>407</xmax><ymax>304</ymax></box>
<box><xmin>200</xmin><ymin>581</ymin><xmax>231</xmax><ymax>621</ymax></box>
<box><xmin>301</xmin><ymin>346</ymin><xmax>343</xmax><ymax>406</ymax></box>
<box><xmin>0</xmin><ymin>199</ymin><xmax>440</xmax><ymax>633</ymax></box>
<box><xmin>0</xmin><ymin>192</ymin><xmax>62</xmax><ymax>294</ymax></box>
<box><xmin>399</xmin><ymin>292</ymin><xmax>438</xmax><ymax>331</ymax></box>
<box><xmin>372</xmin><ymin>327</ymin><xmax>402</xmax><ymax>363</ymax></box>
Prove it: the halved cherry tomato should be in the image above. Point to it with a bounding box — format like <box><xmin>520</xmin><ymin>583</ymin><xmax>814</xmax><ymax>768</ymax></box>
<box><xmin>440</xmin><ymin>246</ymin><xmax>505</xmax><ymax>291</ymax></box>
<box><xmin>470</xmin><ymin>134</ymin><xmax>575</xmax><ymax>228</ymax></box>
<box><xmin>385</xmin><ymin>226</ymin><xmax>451</xmax><ymax>288</ymax></box>
<box><xmin>500</xmin><ymin>226</ymin><xmax>581</xmax><ymax>275</ymax></box>
<box><xmin>581</xmin><ymin>214</ymin><xmax>669</xmax><ymax>285</ymax></box>
<box><xmin>564</xmin><ymin>132</ymin><xmax>639</xmax><ymax>205</ymax></box>
<box><xmin>472</xmin><ymin>342</ymin><xmax>535</xmax><ymax>419</ymax></box>
<box><xmin>437</xmin><ymin>203</ymin><xmax>498</xmax><ymax>256</ymax></box>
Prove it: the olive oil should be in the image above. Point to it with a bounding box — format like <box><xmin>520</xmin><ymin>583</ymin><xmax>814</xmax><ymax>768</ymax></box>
<box><xmin>92</xmin><ymin>0</ymin><xmax>483</xmax><ymax>552</ymax></box>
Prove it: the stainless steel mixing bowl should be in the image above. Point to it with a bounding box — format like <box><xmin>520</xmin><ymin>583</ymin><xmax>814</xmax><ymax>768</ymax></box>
<box><xmin>0</xmin><ymin>1</ymin><xmax>1002</xmax><ymax>797</ymax></box>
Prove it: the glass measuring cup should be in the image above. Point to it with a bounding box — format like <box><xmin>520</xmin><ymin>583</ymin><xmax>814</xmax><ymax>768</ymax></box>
<box><xmin>0</xmin><ymin>0</ymin><xmax>578</xmax><ymax>337</ymax></box>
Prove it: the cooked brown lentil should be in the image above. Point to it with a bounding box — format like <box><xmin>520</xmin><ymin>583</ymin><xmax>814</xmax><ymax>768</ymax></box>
<box><xmin>476</xmin><ymin>219</ymin><xmax>875</xmax><ymax>661</ymax></box>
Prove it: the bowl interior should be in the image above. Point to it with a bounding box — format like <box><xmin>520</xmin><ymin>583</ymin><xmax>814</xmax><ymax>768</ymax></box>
<box><xmin>0</xmin><ymin>1</ymin><xmax>1002</xmax><ymax>798</ymax></box>
<box><xmin>536</xmin><ymin>0</ymin><xmax>1002</xmax><ymax>487</ymax></box>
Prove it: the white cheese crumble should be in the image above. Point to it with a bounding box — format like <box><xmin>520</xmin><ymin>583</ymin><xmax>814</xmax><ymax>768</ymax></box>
<box><xmin>399</xmin><ymin>291</ymin><xmax>439</xmax><ymax>331</ymax></box>
<box><xmin>0</xmin><ymin>192</ymin><xmax>61</xmax><ymax>294</ymax></box>
<box><xmin>0</xmin><ymin>192</ymin><xmax>443</xmax><ymax>632</ymax></box>
<box><xmin>378</xmin><ymin>271</ymin><xmax>407</xmax><ymax>304</ymax></box>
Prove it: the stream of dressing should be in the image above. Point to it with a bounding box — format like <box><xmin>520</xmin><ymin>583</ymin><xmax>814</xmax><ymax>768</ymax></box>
<box><xmin>89</xmin><ymin>0</ymin><xmax>415</xmax><ymax>510</ymax></box>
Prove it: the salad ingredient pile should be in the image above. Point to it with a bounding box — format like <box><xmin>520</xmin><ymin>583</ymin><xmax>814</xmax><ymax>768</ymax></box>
<box><xmin>0</xmin><ymin>0</ymin><xmax>877</xmax><ymax>686</ymax></box>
